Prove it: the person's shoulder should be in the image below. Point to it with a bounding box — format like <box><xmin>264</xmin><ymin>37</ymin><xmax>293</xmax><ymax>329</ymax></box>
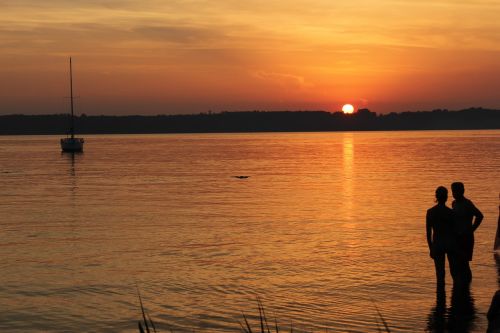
<box><xmin>427</xmin><ymin>206</ymin><xmax>436</xmax><ymax>219</ymax></box>
<box><xmin>427</xmin><ymin>205</ymin><xmax>438</xmax><ymax>213</ymax></box>
<box><xmin>464</xmin><ymin>198</ymin><xmax>476</xmax><ymax>208</ymax></box>
<box><xmin>427</xmin><ymin>205</ymin><xmax>451</xmax><ymax>216</ymax></box>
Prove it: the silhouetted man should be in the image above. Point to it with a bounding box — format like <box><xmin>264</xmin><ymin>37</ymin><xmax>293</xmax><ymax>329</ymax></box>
<box><xmin>427</xmin><ymin>186</ymin><xmax>457</xmax><ymax>289</ymax></box>
<box><xmin>451</xmin><ymin>182</ymin><xmax>483</xmax><ymax>284</ymax></box>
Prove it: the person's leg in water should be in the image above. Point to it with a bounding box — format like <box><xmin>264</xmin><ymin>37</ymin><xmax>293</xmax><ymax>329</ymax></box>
<box><xmin>434</xmin><ymin>251</ymin><xmax>446</xmax><ymax>290</ymax></box>
<box><xmin>464</xmin><ymin>262</ymin><xmax>472</xmax><ymax>283</ymax></box>
<box><xmin>466</xmin><ymin>233</ymin><xmax>474</xmax><ymax>283</ymax></box>
<box><xmin>454</xmin><ymin>233</ymin><xmax>473</xmax><ymax>285</ymax></box>
<box><xmin>446</xmin><ymin>252</ymin><xmax>461</xmax><ymax>285</ymax></box>
<box><xmin>462</xmin><ymin>232</ymin><xmax>474</xmax><ymax>284</ymax></box>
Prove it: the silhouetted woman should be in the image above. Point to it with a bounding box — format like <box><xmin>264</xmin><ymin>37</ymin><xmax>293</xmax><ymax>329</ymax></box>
<box><xmin>427</xmin><ymin>186</ymin><xmax>457</xmax><ymax>289</ymax></box>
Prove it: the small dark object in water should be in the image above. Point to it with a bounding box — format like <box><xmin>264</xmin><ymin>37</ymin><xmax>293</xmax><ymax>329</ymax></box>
<box><xmin>233</xmin><ymin>176</ymin><xmax>250</xmax><ymax>179</ymax></box>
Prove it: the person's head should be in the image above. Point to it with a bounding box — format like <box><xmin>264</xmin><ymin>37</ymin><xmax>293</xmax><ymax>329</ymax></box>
<box><xmin>451</xmin><ymin>182</ymin><xmax>465</xmax><ymax>200</ymax></box>
<box><xmin>435</xmin><ymin>186</ymin><xmax>448</xmax><ymax>204</ymax></box>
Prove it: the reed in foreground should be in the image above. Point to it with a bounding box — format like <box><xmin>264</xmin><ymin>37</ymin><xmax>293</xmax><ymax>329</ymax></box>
<box><xmin>137</xmin><ymin>289</ymin><xmax>157</xmax><ymax>333</ymax></box>
<box><xmin>137</xmin><ymin>296</ymin><xmax>390</xmax><ymax>333</ymax></box>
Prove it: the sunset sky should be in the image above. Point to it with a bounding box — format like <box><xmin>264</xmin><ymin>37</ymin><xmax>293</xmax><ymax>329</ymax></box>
<box><xmin>1</xmin><ymin>0</ymin><xmax>499</xmax><ymax>115</ymax></box>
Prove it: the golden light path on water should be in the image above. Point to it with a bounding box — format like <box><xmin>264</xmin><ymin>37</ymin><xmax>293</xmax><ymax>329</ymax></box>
<box><xmin>0</xmin><ymin>130</ymin><xmax>499</xmax><ymax>332</ymax></box>
<box><xmin>342</xmin><ymin>134</ymin><xmax>354</xmax><ymax>221</ymax></box>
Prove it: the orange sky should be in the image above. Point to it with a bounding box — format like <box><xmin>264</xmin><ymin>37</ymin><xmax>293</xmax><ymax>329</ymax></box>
<box><xmin>1</xmin><ymin>0</ymin><xmax>499</xmax><ymax>114</ymax></box>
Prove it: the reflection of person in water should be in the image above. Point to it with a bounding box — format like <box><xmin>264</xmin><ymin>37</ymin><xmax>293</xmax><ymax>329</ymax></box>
<box><xmin>426</xmin><ymin>286</ymin><xmax>446</xmax><ymax>332</ymax></box>
<box><xmin>451</xmin><ymin>182</ymin><xmax>483</xmax><ymax>284</ymax></box>
<box><xmin>448</xmin><ymin>285</ymin><xmax>476</xmax><ymax>332</ymax></box>
<box><xmin>427</xmin><ymin>277</ymin><xmax>476</xmax><ymax>332</ymax></box>
<box><xmin>427</xmin><ymin>186</ymin><xmax>457</xmax><ymax>289</ymax></box>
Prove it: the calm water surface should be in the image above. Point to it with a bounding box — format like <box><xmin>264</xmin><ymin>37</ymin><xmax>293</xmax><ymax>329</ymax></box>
<box><xmin>0</xmin><ymin>131</ymin><xmax>499</xmax><ymax>332</ymax></box>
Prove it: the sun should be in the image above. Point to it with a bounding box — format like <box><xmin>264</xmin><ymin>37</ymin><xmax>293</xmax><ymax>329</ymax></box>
<box><xmin>342</xmin><ymin>104</ymin><xmax>355</xmax><ymax>114</ymax></box>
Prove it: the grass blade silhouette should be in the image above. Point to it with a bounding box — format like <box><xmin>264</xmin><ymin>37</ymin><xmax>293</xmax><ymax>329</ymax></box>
<box><xmin>258</xmin><ymin>303</ymin><xmax>265</xmax><ymax>333</ymax></box>
<box><xmin>239</xmin><ymin>319</ymin><xmax>248</xmax><ymax>333</ymax></box>
<box><xmin>256</xmin><ymin>298</ymin><xmax>271</xmax><ymax>333</ymax></box>
<box><xmin>258</xmin><ymin>299</ymin><xmax>271</xmax><ymax>333</ymax></box>
<box><xmin>138</xmin><ymin>321</ymin><xmax>146</xmax><ymax>333</ymax></box>
<box><xmin>373</xmin><ymin>303</ymin><xmax>390</xmax><ymax>333</ymax></box>
<box><xmin>137</xmin><ymin>287</ymin><xmax>151</xmax><ymax>333</ymax></box>
<box><xmin>147</xmin><ymin>312</ymin><xmax>157</xmax><ymax>333</ymax></box>
<box><xmin>242</xmin><ymin>312</ymin><xmax>253</xmax><ymax>333</ymax></box>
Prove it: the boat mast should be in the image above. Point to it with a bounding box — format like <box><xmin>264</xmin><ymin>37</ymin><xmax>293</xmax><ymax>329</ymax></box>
<box><xmin>69</xmin><ymin>57</ymin><xmax>75</xmax><ymax>139</ymax></box>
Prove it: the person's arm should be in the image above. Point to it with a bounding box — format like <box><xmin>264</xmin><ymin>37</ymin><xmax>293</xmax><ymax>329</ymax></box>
<box><xmin>471</xmin><ymin>201</ymin><xmax>484</xmax><ymax>232</ymax></box>
<box><xmin>426</xmin><ymin>210</ymin><xmax>433</xmax><ymax>258</ymax></box>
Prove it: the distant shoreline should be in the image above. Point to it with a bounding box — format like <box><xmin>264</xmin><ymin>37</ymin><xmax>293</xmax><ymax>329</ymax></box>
<box><xmin>1</xmin><ymin>108</ymin><xmax>499</xmax><ymax>135</ymax></box>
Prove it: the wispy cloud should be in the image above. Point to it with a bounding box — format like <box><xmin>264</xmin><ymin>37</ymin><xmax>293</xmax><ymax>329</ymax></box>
<box><xmin>253</xmin><ymin>71</ymin><xmax>313</xmax><ymax>89</ymax></box>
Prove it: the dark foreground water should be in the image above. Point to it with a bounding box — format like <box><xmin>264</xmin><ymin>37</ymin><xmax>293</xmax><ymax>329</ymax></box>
<box><xmin>0</xmin><ymin>130</ymin><xmax>499</xmax><ymax>332</ymax></box>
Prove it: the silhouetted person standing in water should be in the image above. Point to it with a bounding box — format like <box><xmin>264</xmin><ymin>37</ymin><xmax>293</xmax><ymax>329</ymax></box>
<box><xmin>427</xmin><ymin>186</ymin><xmax>457</xmax><ymax>289</ymax></box>
<box><xmin>451</xmin><ymin>182</ymin><xmax>483</xmax><ymax>284</ymax></box>
<box><xmin>487</xmin><ymin>196</ymin><xmax>500</xmax><ymax>332</ymax></box>
<box><xmin>495</xmin><ymin>193</ymin><xmax>500</xmax><ymax>250</ymax></box>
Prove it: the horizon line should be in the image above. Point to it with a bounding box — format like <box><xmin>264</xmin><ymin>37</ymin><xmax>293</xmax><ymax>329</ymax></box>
<box><xmin>1</xmin><ymin>106</ymin><xmax>499</xmax><ymax>118</ymax></box>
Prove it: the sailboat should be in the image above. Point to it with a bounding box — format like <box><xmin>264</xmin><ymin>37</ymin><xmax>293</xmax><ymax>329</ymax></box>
<box><xmin>60</xmin><ymin>57</ymin><xmax>84</xmax><ymax>152</ymax></box>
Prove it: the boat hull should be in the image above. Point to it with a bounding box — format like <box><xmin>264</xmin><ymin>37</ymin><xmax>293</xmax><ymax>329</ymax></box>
<box><xmin>60</xmin><ymin>138</ymin><xmax>84</xmax><ymax>152</ymax></box>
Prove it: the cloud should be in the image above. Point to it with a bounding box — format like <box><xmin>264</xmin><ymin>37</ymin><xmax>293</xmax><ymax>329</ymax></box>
<box><xmin>253</xmin><ymin>71</ymin><xmax>312</xmax><ymax>89</ymax></box>
<box><xmin>131</xmin><ymin>25</ymin><xmax>223</xmax><ymax>44</ymax></box>
<box><xmin>0</xmin><ymin>22</ymin><xmax>227</xmax><ymax>56</ymax></box>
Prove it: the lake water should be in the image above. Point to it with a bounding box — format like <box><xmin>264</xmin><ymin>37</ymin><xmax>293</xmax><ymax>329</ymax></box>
<box><xmin>0</xmin><ymin>130</ymin><xmax>499</xmax><ymax>332</ymax></box>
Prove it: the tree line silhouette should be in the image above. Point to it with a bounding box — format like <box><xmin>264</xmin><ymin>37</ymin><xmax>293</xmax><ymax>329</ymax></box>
<box><xmin>0</xmin><ymin>108</ymin><xmax>499</xmax><ymax>135</ymax></box>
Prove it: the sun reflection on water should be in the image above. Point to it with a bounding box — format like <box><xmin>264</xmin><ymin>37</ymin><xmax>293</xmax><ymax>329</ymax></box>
<box><xmin>342</xmin><ymin>133</ymin><xmax>354</xmax><ymax>221</ymax></box>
